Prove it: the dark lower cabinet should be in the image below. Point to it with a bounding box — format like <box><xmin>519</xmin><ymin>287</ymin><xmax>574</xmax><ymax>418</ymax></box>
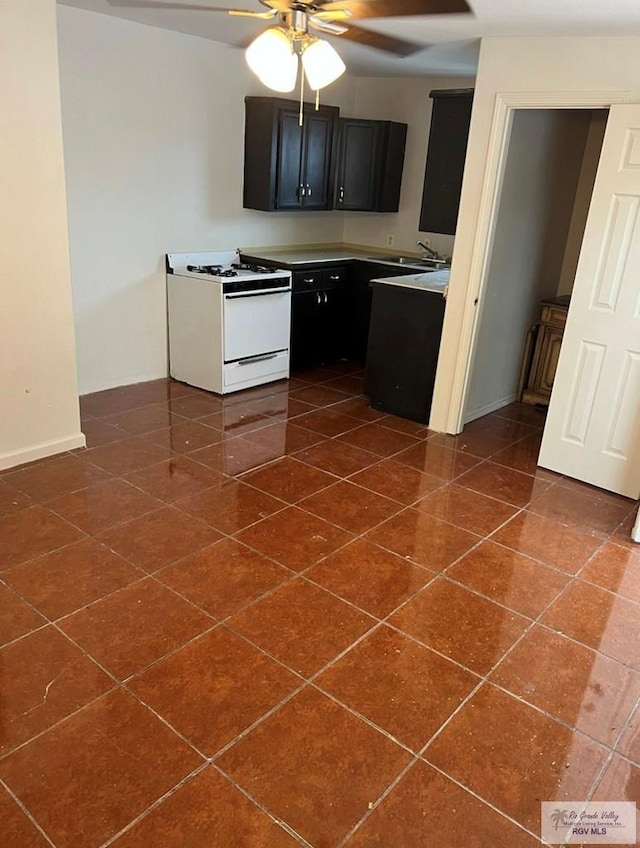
<box><xmin>365</xmin><ymin>282</ymin><xmax>446</xmax><ymax>423</ymax></box>
<box><xmin>347</xmin><ymin>261</ymin><xmax>417</xmax><ymax>362</ymax></box>
<box><xmin>290</xmin><ymin>266</ymin><xmax>348</xmax><ymax>370</ymax></box>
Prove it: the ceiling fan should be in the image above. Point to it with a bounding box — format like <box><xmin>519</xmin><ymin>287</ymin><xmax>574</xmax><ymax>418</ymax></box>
<box><xmin>107</xmin><ymin>0</ymin><xmax>472</xmax><ymax>92</ymax></box>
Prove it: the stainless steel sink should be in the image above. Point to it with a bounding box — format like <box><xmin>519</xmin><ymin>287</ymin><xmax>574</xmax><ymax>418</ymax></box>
<box><xmin>409</xmin><ymin>259</ymin><xmax>449</xmax><ymax>269</ymax></box>
<box><xmin>370</xmin><ymin>255</ymin><xmax>449</xmax><ymax>269</ymax></box>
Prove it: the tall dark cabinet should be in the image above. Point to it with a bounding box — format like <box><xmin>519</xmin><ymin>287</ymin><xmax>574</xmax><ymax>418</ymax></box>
<box><xmin>418</xmin><ymin>89</ymin><xmax>473</xmax><ymax>235</ymax></box>
<box><xmin>243</xmin><ymin>97</ymin><xmax>339</xmax><ymax>212</ymax></box>
<box><xmin>335</xmin><ymin>119</ymin><xmax>407</xmax><ymax>212</ymax></box>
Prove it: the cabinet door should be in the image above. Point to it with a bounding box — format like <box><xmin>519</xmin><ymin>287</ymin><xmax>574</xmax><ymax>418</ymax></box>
<box><xmin>276</xmin><ymin>110</ymin><xmax>304</xmax><ymax>209</ymax></box>
<box><xmin>319</xmin><ymin>287</ymin><xmax>346</xmax><ymax>363</ymax></box>
<box><xmin>527</xmin><ymin>325</ymin><xmax>565</xmax><ymax>400</ymax></box>
<box><xmin>290</xmin><ymin>290</ymin><xmax>320</xmax><ymax>370</ymax></box>
<box><xmin>335</xmin><ymin>120</ymin><xmax>407</xmax><ymax>212</ymax></box>
<box><xmin>419</xmin><ymin>89</ymin><xmax>473</xmax><ymax>235</ymax></box>
<box><xmin>335</xmin><ymin>119</ymin><xmax>379</xmax><ymax>211</ymax></box>
<box><xmin>301</xmin><ymin>111</ymin><xmax>336</xmax><ymax>210</ymax></box>
<box><xmin>290</xmin><ymin>266</ymin><xmax>348</xmax><ymax>369</ymax></box>
<box><xmin>377</xmin><ymin>122</ymin><xmax>407</xmax><ymax>213</ymax></box>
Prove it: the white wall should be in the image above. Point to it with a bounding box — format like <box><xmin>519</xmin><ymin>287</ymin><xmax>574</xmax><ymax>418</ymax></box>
<box><xmin>464</xmin><ymin>109</ymin><xmax>591</xmax><ymax>422</ymax></box>
<box><xmin>431</xmin><ymin>36</ymin><xmax>640</xmax><ymax>433</ymax></box>
<box><xmin>344</xmin><ymin>75</ymin><xmax>474</xmax><ymax>259</ymax></box>
<box><xmin>0</xmin><ymin>0</ymin><xmax>83</xmax><ymax>470</ymax></box>
<box><xmin>57</xmin><ymin>6</ymin><xmax>357</xmax><ymax>394</ymax></box>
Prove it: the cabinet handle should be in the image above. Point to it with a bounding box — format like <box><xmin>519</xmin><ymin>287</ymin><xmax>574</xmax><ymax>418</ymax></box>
<box><xmin>329</xmin><ymin>275</ymin><xmax>340</xmax><ymax>281</ymax></box>
<box><xmin>323</xmin><ymin>291</ymin><xmax>328</xmax><ymax>304</ymax></box>
<box><xmin>303</xmin><ymin>278</ymin><xmax>315</xmax><ymax>284</ymax></box>
<box><xmin>316</xmin><ymin>292</ymin><xmax>321</xmax><ymax>304</ymax></box>
<box><xmin>306</xmin><ymin>184</ymin><xmax>312</xmax><ymax>197</ymax></box>
<box><xmin>338</xmin><ymin>186</ymin><xmax>344</xmax><ymax>203</ymax></box>
<box><xmin>298</xmin><ymin>184</ymin><xmax>306</xmax><ymax>198</ymax></box>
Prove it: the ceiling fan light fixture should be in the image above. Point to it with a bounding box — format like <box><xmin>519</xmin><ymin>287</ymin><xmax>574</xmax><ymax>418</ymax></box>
<box><xmin>301</xmin><ymin>37</ymin><xmax>346</xmax><ymax>90</ymax></box>
<box><xmin>246</xmin><ymin>27</ymin><xmax>298</xmax><ymax>92</ymax></box>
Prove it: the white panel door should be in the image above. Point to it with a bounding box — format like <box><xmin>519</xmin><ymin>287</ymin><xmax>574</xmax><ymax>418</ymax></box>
<box><xmin>539</xmin><ymin>105</ymin><xmax>640</xmax><ymax>498</ymax></box>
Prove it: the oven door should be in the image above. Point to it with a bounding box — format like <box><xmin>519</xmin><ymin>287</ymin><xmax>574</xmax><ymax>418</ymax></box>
<box><xmin>224</xmin><ymin>289</ymin><xmax>292</xmax><ymax>363</ymax></box>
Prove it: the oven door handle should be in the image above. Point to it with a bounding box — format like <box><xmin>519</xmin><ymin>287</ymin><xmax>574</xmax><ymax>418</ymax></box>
<box><xmin>224</xmin><ymin>288</ymin><xmax>291</xmax><ymax>299</ymax></box>
<box><xmin>237</xmin><ymin>352</ymin><xmax>280</xmax><ymax>366</ymax></box>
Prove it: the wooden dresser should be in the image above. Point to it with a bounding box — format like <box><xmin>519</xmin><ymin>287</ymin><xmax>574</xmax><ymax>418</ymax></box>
<box><xmin>521</xmin><ymin>295</ymin><xmax>570</xmax><ymax>406</ymax></box>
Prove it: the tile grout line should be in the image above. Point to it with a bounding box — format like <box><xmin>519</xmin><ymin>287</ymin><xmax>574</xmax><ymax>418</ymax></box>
<box><xmin>3</xmin><ymin>382</ymin><xmax>638</xmax><ymax>848</ymax></box>
<box><xmin>208</xmin><ymin>762</ymin><xmax>313</xmax><ymax>848</ymax></box>
<box><xmin>0</xmin><ymin>776</ymin><xmax>57</xmax><ymax>847</ymax></box>
<box><xmin>96</xmin><ymin>762</ymin><xmax>212</xmax><ymax>848</ymax></box>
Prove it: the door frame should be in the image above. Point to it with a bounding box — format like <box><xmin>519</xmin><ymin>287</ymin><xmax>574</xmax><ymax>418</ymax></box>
<box><xmin>441</xmin><ymin>89</ymin><xmax>631</xmax><ymax>435</ymax></box>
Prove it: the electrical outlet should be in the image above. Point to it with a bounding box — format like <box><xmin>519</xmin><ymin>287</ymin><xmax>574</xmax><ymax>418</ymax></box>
<box><xmin>386</xmin><ymin>234</ymin><xmax>395</xmax><ymax>247</ymax></box>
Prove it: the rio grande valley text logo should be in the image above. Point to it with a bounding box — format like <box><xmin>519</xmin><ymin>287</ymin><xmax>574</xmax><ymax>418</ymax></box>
<box><xmin>541</xmin><ymin>802</ymin><xmax>636</xmax><ymax>844</ymax></box>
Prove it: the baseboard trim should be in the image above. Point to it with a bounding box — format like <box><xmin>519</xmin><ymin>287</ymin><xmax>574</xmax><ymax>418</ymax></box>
<box><xmin>463</xmin><ymin>393</ymin><xmax>518</xmax><ymax>426</ymax></box>
<box><xmin>0</xmin><ymin>432</ymin><xmax>87</xmax><ymax>472</ymax></box>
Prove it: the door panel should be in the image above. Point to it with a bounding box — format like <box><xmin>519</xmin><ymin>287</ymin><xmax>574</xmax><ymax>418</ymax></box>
<box><xmin>539</xmin><ymin>105</ymin><xmax>640</xmax><ymax>497</ymax></box>
<box><xmin>290</xmin><ymin>290</ymin><xmax>321</xmax><ymax>370</ymax></box>
<box><xmin>302</xmin><ymin>113</ymin><xmax>333</xmax><ymax>210</ymax></box>
<box><xmin>337</xmin><ymin>120</ymin><xmax>378</xmax><ymax>210</ymax></box>
<box><xmin>276</xmin><ymin>112</ymin><xmax>303</xmax><ymax>209</ymax></box>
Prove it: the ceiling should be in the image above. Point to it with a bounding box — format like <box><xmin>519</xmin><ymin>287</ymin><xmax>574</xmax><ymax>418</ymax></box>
<box><xmin>58</xmin><ymin>0</ymin><xmax>640</xmax><ymax>76</ymax></box>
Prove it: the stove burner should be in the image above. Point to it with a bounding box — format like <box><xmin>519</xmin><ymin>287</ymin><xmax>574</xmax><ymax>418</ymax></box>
<box><xmin>186</xmin><ymin>264</ymin><xmax>238</xmax><ymax>277</ymax></box>
<box><xmin>232</xmin><ymin>262</ymin><xmax>272</xmax><ymax>274</ymax></box>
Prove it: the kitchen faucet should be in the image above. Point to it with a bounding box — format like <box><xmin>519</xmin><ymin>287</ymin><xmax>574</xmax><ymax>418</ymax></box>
<box><xmin>416</xmin><ymin>241</ymin><xmax>444</xmax><ymax>265</ymax></box>
<box><xmin>417</xmin><ymin>241</ymin><xmax>445</xmax><ymax>262</ymax></box>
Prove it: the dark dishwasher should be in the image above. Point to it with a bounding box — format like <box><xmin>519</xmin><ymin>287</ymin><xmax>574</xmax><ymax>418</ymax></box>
<box><xmin>365</xmin><ymin>281</ymin><xmax>446</xmax><ymax>424</ymax></box>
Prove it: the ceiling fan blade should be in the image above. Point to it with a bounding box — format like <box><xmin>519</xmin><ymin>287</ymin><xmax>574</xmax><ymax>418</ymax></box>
<box><xmin>316</xmin><ymin>0</ymin><xmax>471</xmax><ymax>20</ymax></box>
<box><xmin>336</xmin><ymin>22</ymin><xmax>424</xmax><ymax>55</ymax></box>
<box><xmin>313</xmin><ymin>9</ymin><xmax>351</xmax><ymax>20</ymax></box>
<box><xmin>308</xmin><ymin>17</ymin><xmax>349</xmax><ymax>34</ymax></box>
<box><xmin>228</xmin><ymin>7</ymin><xmax>278</xmax><ymax>17</ymax></box>
<box><xmin>258</xmin><ymin>0</ymin><xmax>305</xmax><ymax>10</ymax></box>
<box><xmin>107</xmin><ymin>0</ymin><xmax>232</xmax><ymax>9</ymax></box>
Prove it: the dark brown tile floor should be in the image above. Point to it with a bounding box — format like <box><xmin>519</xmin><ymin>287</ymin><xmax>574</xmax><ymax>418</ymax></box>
<box><xmin>0</xmin><ymin>367</ymin><xmax>639</xmax><ymax>847</ymax></box>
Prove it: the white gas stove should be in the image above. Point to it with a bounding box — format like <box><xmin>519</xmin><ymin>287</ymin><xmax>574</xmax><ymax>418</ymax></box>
<box><xmin>166</xmin><ymin>250</ymin><xmax>292</xmax><ymax>394</ymax></box>
<box><xmin>166</xmin><ymin>250</ymin><xmax>287</xmax><ymax>285</ymax></box>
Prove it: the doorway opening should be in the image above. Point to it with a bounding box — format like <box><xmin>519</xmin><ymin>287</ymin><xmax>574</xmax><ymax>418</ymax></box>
<box><xmin>461</xmin><ymin>107</ymin><xmax>608</xmax><ymax>450</ymax></box>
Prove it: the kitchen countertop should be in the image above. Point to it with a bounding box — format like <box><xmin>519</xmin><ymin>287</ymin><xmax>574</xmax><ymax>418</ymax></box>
<box><xmin>241</xmin><ymin>247</ymin><xmax>376</xmax><ymax>265</ymax></box>
<box><xmin>370</xmin><ymin>268</ymin><xmax>450</xmax><ymax>294</ymax></box>
<box><xmin>239</xmin><ymin>244</ymin><xmax>448</xmax><ymax>272</ymax></box>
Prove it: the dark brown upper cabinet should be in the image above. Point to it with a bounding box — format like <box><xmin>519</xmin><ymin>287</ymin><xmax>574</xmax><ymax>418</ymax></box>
<box><xmin>243</xmin><ymin>96</ymin><xmax>339</xmax><ymax>212</ymax></box>
<box><xmin>335</xmin><ymin>119</ymin><xmax>407</xmax><ymax>212</ymax></box>
<box><xmin>418</xmin><ymin>89</ymin><xmax>473</xmax><ymax>235</ymax></box>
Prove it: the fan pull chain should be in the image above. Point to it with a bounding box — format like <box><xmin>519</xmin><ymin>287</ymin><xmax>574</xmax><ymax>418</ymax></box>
<box><xmin>299</xmin><ymin>66</ymin><xmax>304</xmax><ymax>126</ymax></box>
<box><xmin>315</xmin><ymin>89</ymin><xmax>320</xmax><ymax>110</ymax></box>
